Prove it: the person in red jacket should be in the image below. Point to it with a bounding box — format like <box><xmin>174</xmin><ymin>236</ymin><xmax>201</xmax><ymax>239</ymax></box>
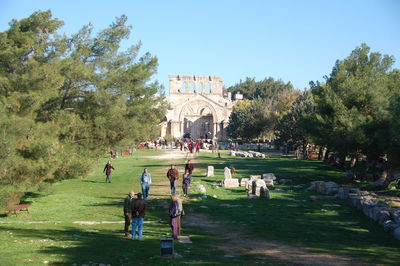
<box><xmin>167</xmin><ymin>165</ymin><xmax>179</xmax><ymax>194</ymax></box>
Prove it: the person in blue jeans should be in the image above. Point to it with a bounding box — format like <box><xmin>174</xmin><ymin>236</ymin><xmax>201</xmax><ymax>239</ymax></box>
<box><xmin>131</xmin><ymin>193</ymin><xmax>147</xmax><ymax>240</ymax></box>
<box><xmin>167</xmin><ymin>165</ymin><xmax>179</xmax><ymax>194</ymax></box>
<box><xmin>140</xmin><ymin>168</ymin><xmax>152</xmax><ymax>200</ymax></box>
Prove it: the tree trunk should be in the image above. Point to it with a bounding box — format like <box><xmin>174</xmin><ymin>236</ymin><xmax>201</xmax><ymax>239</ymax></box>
<box><xmin>318</xmin><ymin>146</ymin><xmax>323</xmax><ymax>160</ymax></box>
<box><xmin>60</xmin><ymin>80</ymin><xmax>72</xmax><ymax>109</ymax></box>
<box><xmin>323</xmin><ymin>148</ymin><xmax>330</xmax><ymax>162</ymax></box>
<box><xmin>302</xmin><ymin>142</ymin><xmax>307</xmax><ymax>160</ymax></box>
<box><xmin>338</xmin><ymin>153</ymin><xmax>346</xmax><ymax>169</ymax></box>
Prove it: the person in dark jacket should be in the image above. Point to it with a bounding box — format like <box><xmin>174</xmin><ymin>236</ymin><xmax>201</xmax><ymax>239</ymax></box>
<box><xmin>184</xmin><ymin>160</ymin><xmax>194</xmax><ymax>174</ymax></box>
<box><xmin>182</xmin><ymin>169</ymin><xmax>191</xmax><ymax>197</ymax></box>
<box><xmin>123</xmin><ymin>191</ymin><xmax>134</xmax><ymax>237</ymax></box>
<box><xmin>167</xmin><ymin>165</ymin><xmax>179</xmax><ymax>194</ymax></box>
<box><xmin>131</xmin><ymin>193</ymin><xmax>147</xmax><ymax>240</ymax></box>
<box><xmin>103</xmin><ymin>160</ymin><xmax>115</xmax><ymax>183</ymax></box>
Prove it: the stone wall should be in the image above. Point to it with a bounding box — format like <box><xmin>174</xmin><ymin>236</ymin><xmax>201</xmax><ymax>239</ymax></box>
<box><xmin>308</xmin><ymin>181</ymin><xmax>400</xmax><ymax>240</ymax></box>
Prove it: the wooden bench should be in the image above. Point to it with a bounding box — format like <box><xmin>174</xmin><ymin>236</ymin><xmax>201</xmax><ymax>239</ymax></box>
<box><xmin>7</xmin><ymin>200</ymin><xmax>30</xmax><ymax>216</ymax></box>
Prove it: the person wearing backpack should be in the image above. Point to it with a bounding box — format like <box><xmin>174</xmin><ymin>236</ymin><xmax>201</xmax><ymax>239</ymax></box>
<box><xmin>169</xmin><ymin>193</ymin><xmax>184</xmax><ymax>239</ymax></box>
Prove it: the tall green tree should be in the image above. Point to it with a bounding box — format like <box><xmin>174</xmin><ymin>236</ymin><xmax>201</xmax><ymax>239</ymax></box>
<box><xmin>309</xmin><ymin>44</ymin><xmax>397</xmax><ymax>168</ymax></box>
<box><xmin>275</xmin><ymin>90</ymin><xmax>315</xmax><ymax>155</ymax></box>
<box><xmin>0</xmin><ymin>10</ymin><xmax>167</xmax><ymax>206</ymax></box>
<box><xmin>227</xmin><ymin>80</ymin><xmax>300</xmax><ymax>141</ymax></box>
<box><xmin>227</xmin><ymin>99</ymin><xmax>277</xmax><ymax>141</ymax></box>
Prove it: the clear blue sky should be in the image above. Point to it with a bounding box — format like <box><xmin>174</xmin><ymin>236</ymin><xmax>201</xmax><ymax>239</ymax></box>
<box><xmin>1</xmin><ymin>0</ymin><xmax>399</xmax><ymax>92</ymax></box>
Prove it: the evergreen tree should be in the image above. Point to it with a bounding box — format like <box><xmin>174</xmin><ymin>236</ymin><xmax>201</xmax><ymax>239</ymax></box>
<box><xmin>275</xmin><ymin>90</ymin><xmax>315</xmax><ymax>155</ymax></box>
<box><xmin>310</xmin><ymin>44</ymin><xmax>397</xmax><ymax>168</ymax></box>
<box><xmin>0</xmin><ymin>11</ymin><xmax>167</xmax><ymax>206</ymax></box>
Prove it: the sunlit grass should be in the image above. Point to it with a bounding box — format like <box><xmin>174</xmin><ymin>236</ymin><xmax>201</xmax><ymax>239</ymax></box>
<box><xmin>0</xmin><ymin>149</ymin><xmax>399</xmax><ymax>265</ymax></box>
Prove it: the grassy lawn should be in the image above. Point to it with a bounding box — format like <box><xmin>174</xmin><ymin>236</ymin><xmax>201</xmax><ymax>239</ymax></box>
<box><xmin>195</xmin><ymin>152</ymin><xmax>400</xmax><ymax>264</ymax></box>
<box><xmin>0</xmin><ymin>149</ymin><xmax>399</xmax><ymax>265</ymax></box>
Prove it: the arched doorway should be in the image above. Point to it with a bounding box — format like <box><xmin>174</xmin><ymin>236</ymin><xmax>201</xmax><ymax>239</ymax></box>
<box><xmin>179</xmin><ymin>101</ymin><xmax>217</xmax><ymax>139</ymax></box>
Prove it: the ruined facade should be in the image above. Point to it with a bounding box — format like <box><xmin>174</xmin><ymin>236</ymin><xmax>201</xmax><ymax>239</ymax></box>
<box><xmin>160</xmin><ymin>75</ymin><xmax>242</xmax><ymax>140</ymax></box>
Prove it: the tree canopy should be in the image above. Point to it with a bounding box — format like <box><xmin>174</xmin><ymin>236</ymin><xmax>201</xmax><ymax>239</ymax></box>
<box><xmin>273</xmin><ymin>43</ymin><xmax>400</xmax><ymax>172</ymax></box>
<box><xmin>309</xmin><ymin>44</ymin><xmax>396</xmax><ymax>161</ymax></box>
<box><xmin>0</xmin><ymin>11</ymin><xmax>167</xmax><ymax>204</ymax></box>
<box><xmin>228</xmin><ymin>77</ymin><xmax>295</xmax><ymax>100</ymax></box>
<box><xmin>227</xmin><ymin>77</ymin><xmax>300</xmax><ymax>140</ymax></box>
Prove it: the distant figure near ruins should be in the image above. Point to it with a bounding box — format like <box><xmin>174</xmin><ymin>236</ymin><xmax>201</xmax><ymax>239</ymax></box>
<box><xmin>160</xmin><ymin>75</ymin><xmax>242</xmax><ymax>140</ymax></box>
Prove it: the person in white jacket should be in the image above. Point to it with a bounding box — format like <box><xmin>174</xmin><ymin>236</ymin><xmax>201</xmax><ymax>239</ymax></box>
<box><xmin>140</xmin><ymin>168</ymin><xmax>152</xmax><ymax>200</ymax></box>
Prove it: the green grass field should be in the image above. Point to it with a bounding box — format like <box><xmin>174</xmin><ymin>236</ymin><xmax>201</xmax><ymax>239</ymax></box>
<box><xmin>0</xmin><ymin>149</ymin><xmax>399</xmax><ymax>265</ymax></box>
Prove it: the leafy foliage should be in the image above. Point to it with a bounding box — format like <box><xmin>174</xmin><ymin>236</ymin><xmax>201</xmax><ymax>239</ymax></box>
<box><xmin>275</xmin><ymin>91</ymin><xmax>315</xmax><ymax>151</ymax></box>
<box><xmin>309</xmin><ymin>44</ymin><xmax>396</xmax><ymax>160</ymax></box>
<box><xmin>0</xmin><ymin>11</ymin><xmax>167</xmax><ymax>205</ymax></box>
<box><xmin>228</xmin><ymin>77</ymin><xmax>295</xmax><ymax>100</ymax></box>
<box><xmin>227</xmin><ymin>78</ymin><xmax>300</xmax><ymax>140</ymax></box>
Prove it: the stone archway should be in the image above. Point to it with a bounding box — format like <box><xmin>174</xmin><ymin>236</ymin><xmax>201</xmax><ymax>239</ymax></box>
<box><xmin>179</xmin><ymin>100</ymin><xmax>218</xmax><ymax>139</ymax></box>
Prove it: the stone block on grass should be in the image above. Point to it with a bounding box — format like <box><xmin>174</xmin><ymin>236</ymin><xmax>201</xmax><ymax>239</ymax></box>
<box><xmin>252</xmin><ymin>179</ymin><xmax>266</xmax><ymax>196</ymax></box>
<box><xmin>222</xmin><ymin>178</ymin><xmax>239</xmax><ymax>188</ymax></box>
<box><xmin>262</xmin><ymin>173</ymin><xmax>276</xmax><ymax>181</ymax></box>
<box><xmin>207</xmin><ymin>166</ymin><xmax>214</xmax><ymax>177</ymax></box>
<box><xmin>240</xmin><ymin>178</ymin><xmax>249</xmax><ymax>187</ymax></box>
<box><xmin>249</xmin><ymin>175</ymin><xmax>262</xmax><ymax>180</ymax></box>
<box><xmin>260</xmin><ymin>186</ymin><xmax>270</xmax><ymax>199</ymax></box>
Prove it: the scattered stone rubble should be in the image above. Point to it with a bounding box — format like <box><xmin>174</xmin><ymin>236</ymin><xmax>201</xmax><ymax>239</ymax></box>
<box><xmin>230</xmin><ymin>150</ymin><xmax>266</xmax><ymax>158</ymax></box>
<box><xmin>241</xmin><ymin>173</ymin><xmax>276</xmax><ymax>199</ymax></box>
<box><xmin>308</xmin><ymin>180</ymin><xmax>400</xmax><ymax>240</ymax></box>
<box><xmin>219</xmin><ymin>169</ymin><xmax>277</xmax><ymax>199</ymax></box>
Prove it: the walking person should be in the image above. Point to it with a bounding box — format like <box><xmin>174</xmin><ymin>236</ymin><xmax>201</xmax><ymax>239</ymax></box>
<box><xmin>185</xmin><ymin>159</ymin><xmax>194</xmax><ymax>184</ymax></box>
<box><xmin>188</xmin><ymin>142</ymin><xmax>193</xmax><ymax>153</ymax></box>
<box><xmin>167</xmin><ymin>165</ymin><xmax>179</xmax><ymax>194</ymax></box>
<box><xmin>140</xmin><ymin>168</ymin><xmax>152</xmax><ymax>200</ymax></box>
<box><xmin>131</xmin><ymin>193</ymin><xmax>147</xmax><ymax>240</ymax></box>
<box><xmin>169</xmin><ymin>193</ymin><xmax>184</xmax><ymax>239</ymax></box>
<box><xmin>179</xmin><ymin>140</ymin><xmax>183</xmax><ymax>151</ymax></box>
<box><xmin>103</xmin><ymin>160</ymin><xmax>114</xmax><ymax>183</ymax></box>
<box><xmin>185</xmin><ymin>160</ymin><xmax>194</xmax><ymax>174</ymax></box>
<box><xmin>182</xmin><ymin>169</ymin><xmax>191</xmax><ymax>197</ymax></box>
<box><xmin>123</xmin><ymin>192</ymin><xmax>134</xmax><ymax>237</ymax></box>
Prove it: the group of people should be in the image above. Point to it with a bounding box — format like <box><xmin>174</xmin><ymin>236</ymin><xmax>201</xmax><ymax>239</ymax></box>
<box><xmin>176</xmin><ymin>138</ymin><xmax>218</xmax><ymax>153</ymax></box>
<box><xmin>167</xmin><ymin>160</ymin><xmax>194</xmax><ymax>196</ymax></box>
<box><xmin>124</xmin><ymin>191</ymin><xmax>147</xmax><ymax>240</ymax></box>
<box><xmin>120</xmin><ymin>160</ymin><xmax>194</xmax><ymax>240</ymax></box>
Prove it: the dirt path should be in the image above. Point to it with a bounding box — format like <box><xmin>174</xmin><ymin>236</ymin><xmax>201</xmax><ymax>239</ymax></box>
<box><xmin>183</xmin><ymin>212</ymin><xmax>376</xmax><ymax>266</ymax></box>
<box><xmin>143</xmin><ymin>149</ymin><xmax>197</xmax><ymax>161</ymax></box>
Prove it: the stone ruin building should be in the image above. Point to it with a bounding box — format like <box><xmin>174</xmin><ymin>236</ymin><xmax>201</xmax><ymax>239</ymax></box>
<box><xmin>160</xmin><ymin>75</ymin><xmax>242</xmax><ymax>140</ymax></box>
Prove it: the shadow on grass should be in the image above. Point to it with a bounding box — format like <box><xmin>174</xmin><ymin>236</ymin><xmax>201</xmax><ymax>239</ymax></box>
<box><xmin>0</xmin><ymin>225</ymin><xmax>172</xmax><ymax>265</ymax></box>
<box><xmin>20</xmin><ymin>192</ymin><xmax>47</xmax><ymax>204</ymax></box>
<box><xmin>0</xmin><ymin>196</ymin><xmax>246</xmax><ymax>265</ymax></box>
<box><xmin>187</xmin><ymin>154</ymin><xmax>400</xmax><ymax>264</ymax></box>
<box><xmin>202</xmin><ymin>179</ymin><xmax>220</xmax><ymax>184</ymax></box>
<box><xmin>182</xmin><ymin>192</ymin><xmax>400</xmax><ymax>265</ymax></box>
<box><xmin>81</xmin><ymin>180</ymin><xmax>104</xmax><ymax>184</ymax></box>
